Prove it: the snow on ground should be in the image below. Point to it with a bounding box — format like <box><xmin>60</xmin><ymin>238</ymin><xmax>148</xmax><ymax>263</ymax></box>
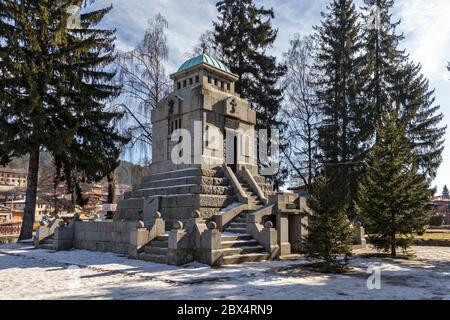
<box><xmin>0</xmin><ymin>244</ymin><xmax>449</xmax><ymax>300</ymax></box>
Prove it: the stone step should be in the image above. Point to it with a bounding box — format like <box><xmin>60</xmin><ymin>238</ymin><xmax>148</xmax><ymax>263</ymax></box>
<box><xmin>139</xmin><ymin>176</ymin><xmax>229</xmax><ymax>190</ymax></box>
<box><xmin>221</xmin><ymin>234</ymin><xmax>253</xmax><ymax>241</ymax></box>
<box><xmin>157</xmin><ymin>234</ymin><xmax>169</xmax><ymax>241</ymax></box>
<box><xmin>138</xmin><ymin>253</ymin><xmax>168</xmax><ymax>264</ymax></box>
<box><xmin>151</xmin><ymin>240</ymin><xmax>168</xmax><ymax>248</ymax></box>
<box><xmin>222</xmin><ymin>252</ymin><xmax>270</xmax><ymax>265</ymax></box>
<box><xmin>234</xmin><ymin>217</ymin><xmax>247</xmax><ymax>223</ymax></box>
<box><xmin>229</xmin><ymin>222</ymin><xmax>247</xmax><ymax>229</ymax></box>
<box><xmin>142</xmin><ymin>168</ymin><xmax>224</xmax><ymax>183</ymax></box>
<box><xmin>222</xmin><ymin>245</ymin><xmax>266</xmax><ymax>257</ymax></box>
<box><xmin>224</xmin><ymin>227</ymin><xmax>247</xmax><ymax>234</ymax></box>
<box><xmin>39</xmin><ymin>244</ymin><xmax>54</xmax><ymax>250</ymax></box>
<box><xmin>131</xmin><ymin>184</ymin><xmax>233</xmax><ymax>197</ymax></box>
<box><xmin>131</xmin><ymin>184</ymin><xmax>198</xmax><ymax>197</ymax></box>
<box><xmin>145</xmin><ymin>246</ymin><xmax>168</xmax><ymax>255</ymax></box>
<box><xmin>221</xmin><ymin>239</ymin><xmax>259</xmax><ymax>248</ymax></box>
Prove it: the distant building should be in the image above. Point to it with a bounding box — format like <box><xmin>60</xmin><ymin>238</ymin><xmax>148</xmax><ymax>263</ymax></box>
<box><xmin>0</xmin><ymin>167</ymin><xmax>27</xmax><ymax>192</ymax></box>
<box><xmin>1</xmin><ymin>198</ymin><xmax>54</xmax><ymax>223</ymax></box>
<box><xmin>431</xmin><ymin>195</ymin><xmax>450</xmax><ymax>215</ymax></box>
<box><xmin>0</xmin><ymin>205</ymin><xmax>12</xmax><ymax>223</ymax></box>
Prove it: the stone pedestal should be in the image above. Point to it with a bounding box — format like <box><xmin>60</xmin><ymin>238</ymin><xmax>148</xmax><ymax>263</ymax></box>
<box><xmin>199</xmin><ymin>228</ymin><xmax>223</xmax><ymax>266</ymax></box>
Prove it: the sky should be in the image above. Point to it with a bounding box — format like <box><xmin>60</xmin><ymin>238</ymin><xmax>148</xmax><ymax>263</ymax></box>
<box><xmin>88</xmin><ymin>0</ymin><xmax>450</xmax><ymax>194</ymax></box>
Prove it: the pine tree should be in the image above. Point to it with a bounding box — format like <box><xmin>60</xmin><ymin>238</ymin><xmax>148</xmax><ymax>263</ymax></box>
<box><xmin>0</xmin><ymin>1</ymin><xmax>127</xmax><ymax>239</ymax></box>
<box><xmin>304</xmin><ymin>175</ymin><xmax>354</xmax><ymax>270</ymax></box>
<box><xmin>443</xmin><ymin>185</ymin><xmax>449</xmax><ymax>198</ymax></box>
<box><xmin>357</xmin><ymin>106</ymin><xmax>432</xmax><ymax>257</ymax></box>
<box><xmin>313</xmin><ymin>0</ymin><xmax>370</xmax><ymax>216</ymax></box>
<box><xmin>213</xmin><ymin>0</ymin><xmax>286</xmax><ymax>130</ymax></box>
<box><xmin>362</xmin><ymin>0</ymin><xmax>446</xmax><ymax>181</ymax></box>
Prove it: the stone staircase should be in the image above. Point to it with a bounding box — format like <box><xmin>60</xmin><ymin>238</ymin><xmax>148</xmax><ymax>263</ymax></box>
<box><xmin>237</xmin><ymin>175</ymin><xmax>264</xmax><ymax>207</ymax></box>
<box><xmin>137</xmin><ymin>234</ymin><xmax>169</xmax><ymax>264</ymax></box>
<box><xmin>38</xmin><ymin>236</ymin><xmax>55</xmax><ymax>250</ymax></box>
<box><xmin>221</xmin><ymin>212</ymin><xmax>269</xmax><ymax>265</ymax></box>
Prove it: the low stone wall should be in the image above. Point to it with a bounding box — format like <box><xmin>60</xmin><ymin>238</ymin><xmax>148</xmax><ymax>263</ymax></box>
<box><xmin>73</xmin><ymin>221</ymin><xmax>136</xmax><ymax>255</ymax></box>
<box><xmin>412</xmin><ymin>239</ymin><xmax>450</xmax><ymax>247</ymax></box>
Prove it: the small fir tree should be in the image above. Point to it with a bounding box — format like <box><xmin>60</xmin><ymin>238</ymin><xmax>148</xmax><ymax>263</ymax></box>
<box><xmin>357</xmin><ymin>106</ymin><xmax>432</xmax><ymax>257</ymax></box>
<box><xmin>442</xmin><ymin>185</ymin><xmax>449</xmax><ymax>198</ymax></box>
<box><xmin>304</xmin><ymin>175</ymin><xmax>354</xmax><ymax>271</ymax></box>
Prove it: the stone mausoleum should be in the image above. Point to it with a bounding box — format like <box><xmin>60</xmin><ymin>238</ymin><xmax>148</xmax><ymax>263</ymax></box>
<box><xmin>35</xmin><ymin>54</ymin><xmax>366</xmax><ymax>266</ymax></box>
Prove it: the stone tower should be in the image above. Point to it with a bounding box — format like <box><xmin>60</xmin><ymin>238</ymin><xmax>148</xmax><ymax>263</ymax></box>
<box><xmin>115</xmin><ymin>54</ymin><xmax>270</xmax><ymax>228</ymax></box>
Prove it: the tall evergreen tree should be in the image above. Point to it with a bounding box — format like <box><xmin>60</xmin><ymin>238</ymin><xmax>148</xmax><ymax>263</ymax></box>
<box><xmin>213</xmin><ymin>0</ymin><xmax>286</xmax><ymax>130</ymax></box>
<box><xmin>0</xmin><ymin>1</ymin><xmax>127</xmax><ymax>239</ymax></box>
<box><xmin>304</xmin><ymin>175</ymin><xmax>353</xmax><ymax>270</ymax></box>
<box><xmin>362</xmin><ymin>0</ymin><xmax>446</xmax><ymax>181</ymax></box>
<box><xmin>313</xmin><ymin>0</ymin><xmax>370</xmax><ymax>216</ymax></box>
<box><xmin>443</xmin><ymin>185</ymin><xmax>449</xmax><ymax>198</ymax></box>
<box><xmin>357</xmin><ymin>106</ymin><xmax>432</xmax><ymax>257</ymax></box>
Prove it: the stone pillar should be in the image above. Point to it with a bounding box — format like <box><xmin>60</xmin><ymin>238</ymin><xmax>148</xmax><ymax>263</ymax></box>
<box><xmin>277</xmin><ymin>212</ymin><xmax>291</xmax><ymax>256</ymax></box>
<box><xmin>167</xmin><ymin>221</ymin><xmax>194</xmax><ymax>265</ymax></box>
<box><xmin>353</xmin><ymin>221</ymin><xmax>367</xmax><ymax>247</ymax></box>
<box><xmin>199</xmin><ymin>221</ymin><xmax>223</xmax><ymax>266</ymax></box>
<box><xmin>54</xmin><ymin>221</ymin><xmax>75</xmax><ymax>251</ymax></box>
<box><xmin>288</xmin><ymin>214</ymin><xmax>308</xmax><ymax>253</ymax></box>
<box><xmin>259</xmin><ymin>221</ymin><xmax>279</xmax><ymax>259</ymax></box>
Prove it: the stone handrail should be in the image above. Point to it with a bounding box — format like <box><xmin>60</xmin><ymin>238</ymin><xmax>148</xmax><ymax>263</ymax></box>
<box><xmin>241</xmin><ymin>166</ymin><xmax>268</xmax><ymax>205</ymax></box>
<box><xmin>212</xmin><ymin>202</ymin><xmax>248</xmax><ymax>230</ymax></box>
<box><xmin>34</xmin><ymin>218</ymin><xmax>64</xmax><ymax>246</ymax></box>
<box><xmin>129</xmin><ymin>212</ymin><xmax>165</xmax><ymax>258</ymax></box>
<box><xmin>247</xmin><ymin>204</ymin><xmax>275</xmax><ymax>225</ymax></box>
<box><xmin>223</xmin><ymin>164</ymin><xmax>248</xmax><ymax>204</ymax></box>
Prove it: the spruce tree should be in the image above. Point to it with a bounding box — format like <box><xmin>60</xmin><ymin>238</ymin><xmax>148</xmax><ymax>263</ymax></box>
<box><xmin>313</xmin><ymin>0</ymin><xmax>370</xmax><ymax>216</ymax></box>
<box><xmin>362</xmin><ymin>0</ymin><xmax>446</xmax><ymax>181</ymax></box>
<box><xmin>357</xmin><ymin>106</ymin><xmax>432</xmax><ymax>257</ymax></box>
<box><xmin>443</xmin><ymin>185</ymin><xmax>449</xmax><ymax>198</ymax></box>
<box><xmin>213</xmin><ymin>0</ymin><xmax>286</xmax><ymax>130</ymax></box>
<box><xmin>304</xmin><ymin>175</ymin><xmax>354</xmax><ymax>271</ymax></box>
<box><xmin>0</xmin><ymin>1</ymin><xmax>127</xmax><ymax>239</ymax></box>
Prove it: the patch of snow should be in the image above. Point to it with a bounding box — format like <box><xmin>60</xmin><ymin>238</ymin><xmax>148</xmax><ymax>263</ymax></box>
<box><xmin>0</xmin><ymin>244</ymin><xmax>449</xmax><ymax>300</ymax></box>
<box><xmin>218</xmin><ymin>202</ymin><xmax>241</xmax><ymax>214</ymax></box>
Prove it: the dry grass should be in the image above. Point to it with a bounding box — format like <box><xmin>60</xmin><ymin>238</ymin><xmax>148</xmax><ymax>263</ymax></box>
<box><xmin>414</xmin><ymin>233</ymin><xmax>450</xmax><ymax>240</ymax></box>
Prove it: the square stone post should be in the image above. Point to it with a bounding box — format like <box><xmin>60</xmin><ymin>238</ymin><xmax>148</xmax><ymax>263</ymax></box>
<box><xmin>353</xmin><ymin>222</ymin><xmax>367</xmax><ymax>247</ymax></box>
<box><xmin>259</xmin><ymin>221</ymin><xmax>279</xmax><ymax>259</ymax></box>
<box><xmin>199</xmin><ymin>221</ymin><xmax>223</xmax><ymax>266</ymax></box>
<box><xmin>277</xmin><ymin>212</ymin><xmax>291</xmax><ymax>256</ymax></box>
<box><xmin>167</xmin><ymin>221</ymin><xmax>194</xmax><ymax>265</ymax></box>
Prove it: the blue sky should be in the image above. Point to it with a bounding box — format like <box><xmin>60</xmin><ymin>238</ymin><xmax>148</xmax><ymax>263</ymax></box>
<box><xmin>89</xmin><ymin>0</ymin><xmax>450</xmax><ymax>193</ymax></box>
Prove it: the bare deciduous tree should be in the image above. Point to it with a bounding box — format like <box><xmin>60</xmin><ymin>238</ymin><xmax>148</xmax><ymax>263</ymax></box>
<box><xmin>190</xmin><ymin>30</ymin><xmax>222</xmax><ymax>58</ymax></box>
<box><xmin>114</xmin><ymin>13</ymin><xmax>171</xmax><ymax>163</ymax></box>
<box><xmin>282</xmin><ymin>35</ymin><xmax>321</xmax><ymax>189</ymax></box>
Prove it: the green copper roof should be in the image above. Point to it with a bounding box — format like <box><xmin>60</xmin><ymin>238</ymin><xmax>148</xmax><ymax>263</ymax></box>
<box><xmin>177</xmin><ymin>54</ymin><xmax>235</xmax><ymax>75</ymax></box>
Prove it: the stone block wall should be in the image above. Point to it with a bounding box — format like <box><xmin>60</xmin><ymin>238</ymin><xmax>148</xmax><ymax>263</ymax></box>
<box><xmin>72</xmin><ymin>221</ymin><xmax>136</xmax><ymax>255</ymax></box>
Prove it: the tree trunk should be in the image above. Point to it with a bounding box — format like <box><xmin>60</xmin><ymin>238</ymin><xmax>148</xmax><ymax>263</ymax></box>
<box><xmin>391</xmin><ymin>230</ymin><xmax>397</xmax><ymax>257</ymax></box>
<box><xmin>106</xmin><ymin>169</ymin><xmax>116</xmax><ymax>219</ymax></box>
<box><xmin>18</xmin><ymin>145</ymin><xmax>40</xmax><ymax>240</ymax></box>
